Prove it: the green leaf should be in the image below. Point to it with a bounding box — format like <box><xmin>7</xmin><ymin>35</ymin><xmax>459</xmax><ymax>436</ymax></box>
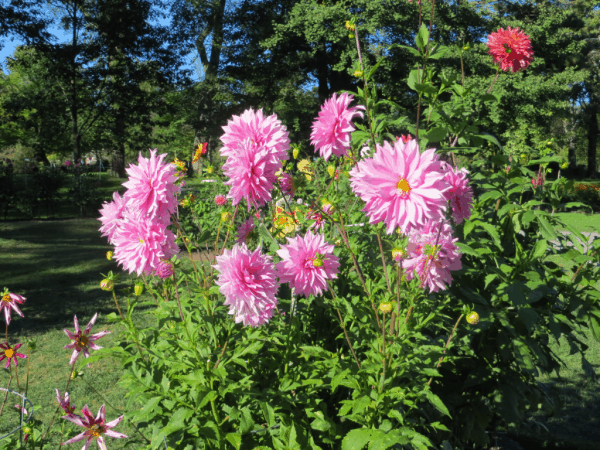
<box><xmin>407</xmin><ymin>69</ymin><xmax>419</xmax><ymax>90</ymax></box>
<box><xmin>133</xmin><ymin>396</ymin><xmax>162</xmax><ymax>421</ymax></box>
<box><xmin>455</xmin><ymin>242</ymin><xmax>479</xmax><ymax>257</ymax></box>
<box><xmin>331</xmin><ymin>368</ymin><xmax>350</xmax><ymax>394</ymax></box>
<box><xmin>260</xmin><ymin>402</ymin><xmax>276</xmax><ymax>428</ymax></box>
<box><xmin>424</xmin><ymin>127</ymin><xmax>447</xmax><ymax>142</ymax></box>
<box><xmin>425</xmin><ymin>391</ymin><xmax>451</xmax><ymax>417</ymax></box>
<box><xmin>536</xmin><ymin>215</ymin><xmax>557</xmax><ymax>241</ymax></box>
<box><xmin>416</xmin><ymin>24</ymin><xmax>429</xmax><ymax>50</ymax></box>
<box><xmin>476</xmin><ymin>133</ymin><xmax>502</xmax><ymax>148</ymax></box>
<box><xmin>428</xmin><ymin>44</ymin><xmax>448</xmax><ymax>60</ymax></box>
<box><xmin>589</xmin><ymin>316</ymin><xmax>600</xmax><ymax>343</ymax></box>
<box><xmin>342</xmin><ymin>429</ymin><xmax>373</xmax><ymax>450</ymax></box>
<box><xmin>369</xmin><ymin>430</ymin><xmax>409</xmax><ymax>449</ymax></box>
<box><xmin>518</xmin><ymin>307</ymin><xmax>541</xmax><ymax>335</ymax></box>
<box><xmin>475</xmin><ymin>221</ymin><xmax>503</xmax><ymax>250</ymax></box>
<box><xmin>225</xmin><ymin>433</ymin><xmax>242</xmax><ymax>450</ymax></box>
<box><xmin>530</xmin><ymin>239</ymin><xmax>547</xmax><ymax>260</ymax></box>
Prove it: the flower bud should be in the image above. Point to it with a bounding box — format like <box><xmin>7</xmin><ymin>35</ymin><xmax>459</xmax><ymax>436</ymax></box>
<box><xmin>134</xmin><ymin>283</ymin><xmax>144</xmax><ymax>297</ymax></box>
<box><xmin>392</xmin><ymin>248</ymin><xmax>404</xmax><ymax>262</ymax></box>
<box><xmin>221</xmin><ymin>212</ymin><xmax>232</xmax><ymax>223</ymax></box>
<box><xmin>22</xmin><ymin>427</ymin><xmax>32</xmax><ymax>434</ymax></box>
<box><xmin>463</xmin><ymin>44</ymin><xmax>470</xmax><ymax>51</ymax></box>
<box><xmin>345</xmin><ymin>21</ymin><xmax>355</xmax><ymax>32</ymax></box>
<box><xmin>292</xmin><ymin>147</ymin><xmax>300</xmax><ymax>159</ymax></box>
<box><xmin>466</xmin><ymin>311</ymin><xmax>480</xmax><ymax>325</ymax></box>
<box><xmin>379</xmin><ymin>301</ymin><xmax>393</xmax><ymax>314</ymax></box>
<box><xmin>206</xmin><ymin>166</ymin><xmax>214</xmax><ymax>174</ymax></box>
<box><xmin>106</xmin><ymin>251</ymin><xmax>113</xmax><ymax>261</ymax></box>
<box><xmin>561</xmin><ymin>162</ymin><xmax>568</xmax><ymax>169</ymax></box>
<box><xmin>100</xmin><ymin>279</ymin><xmax>114</xmax><ymax>292</ymax></box>
<box><xmin>354</xmin><ymin>70</ymin><xmax>363</xmax><ymax>78</ymax></box>
<box><xmin>348</xmin><ymin>34</ymin><xmax>355</xmax><ymax>39</ymax></box>
<box><xmin>327</xmin><ymin>165</ymin><xmax>336</xmax><ymax>177</ymax></box>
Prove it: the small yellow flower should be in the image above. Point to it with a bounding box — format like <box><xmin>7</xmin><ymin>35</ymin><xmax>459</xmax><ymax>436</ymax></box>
<box><xmin>100</xmin><ymin>279</ymin><xmax>114</xmax><ymax>292</ymax></box>
<box><xmin>292</xmin><ymin>147</ymin><xmax>300</xmax><ymax>159</ymax></box>
<box><xmin>466</xmin><ymin>311</ymin><xmax>480</xmax><ymax>325</ymax></box>
<box><xmin>221</xmin><ymin>212</ymin><xmax>232</xmax><ymax>223</ymax></box>
<box><xmin>206</xmin><ymin>166</ymin><xmax>214</xmax><ymax>174</ymax></box>
<box><xmin>327</xmin><ymin>165</ymin><xmax>336</xmax><ymax>177</ymax></box>
<box><xmin>354</xmin><ymin>70</ymin><xmax>363</xmax><ymax>78</ymax></box>
<box><xmin>345</xmin><ymin>21</ymin><xmax>355</xmax><ymax>32</ymax></box>
<box><xmin>106</xmin><ymin>251</ymin><xmax>113</xmax><ymax>261</ymax></box>
<box><xmin>348</xmin><ymin>34</ymin><xmax>355</xmax><ymax>39</ymax></box>
<box><xmin>378</xmin><ymin>301</ymin><xmax>393</xmax><ymax>314</ymax></box>
<box><xmin>561</xmin><ymin>162</ymin><xmax>568</xmax><ymax>169</ymax></box>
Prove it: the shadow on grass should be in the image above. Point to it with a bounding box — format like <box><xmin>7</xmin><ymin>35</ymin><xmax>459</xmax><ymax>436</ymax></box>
<box><xmin>0</xmin><ymin>219</ymin><xmax>137</xmax><ymax>337</ymax></box>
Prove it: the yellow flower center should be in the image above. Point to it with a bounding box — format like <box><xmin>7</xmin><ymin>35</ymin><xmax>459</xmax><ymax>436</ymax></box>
<box><xmin>4</xmin><ymin>349</ymin><xmax>14</xmax><ymax>359</ymax></box>
<box><xmin>2</xmin><ymin>293</ymin><xmax>10</xmax><ymax>304</ymax></box>
<box><xmin>88</xmin><ymin>424</ymin><xmax>104</xmax><ymax>437</ymax></box>
<box><xmin>139</xmin><ymin>239</ymin><xmax>144</xmax><ymax>244</ymax></box>
<box><xmin>75</xmin><ymin>334</ymin><xmax>89</xmax><ymax>348</ymax></box>
<box><xmin>397</xmin><ymin>178</ymin><xmax>411</xmax><ymax>197</ymax></box>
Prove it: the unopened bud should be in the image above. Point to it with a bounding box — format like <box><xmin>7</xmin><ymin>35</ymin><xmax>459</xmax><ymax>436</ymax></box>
<box><xmin>348</xmin><ymin>34</ymin><xmax>355</xmax><ymax>39</ymax></box>
<box><xmin>100</xmin><ymin>279</ymin><xmax>114</xmax><ymax>292</ymax></box>
<box><xmin>466</xmin><ymin>311</ymin><xmax>480</xmax><ymax>325</ymax></box>
<box><xmin>354</xmin><ymin>70</ymin><xmax>363</xmax><ymax>78</ymax></box>
<box><xmin>327</xmin><ymin>165</ymin><xmax>336</xmax><ymax>177</ymax></box>
<box><xmin>221</xmin><ymin>212</ymin><xmax>232</xmax><ymax>223</ymax></box>
<box><xmin>106</xmin><ymin>251</ymin><xmax>113</xmax><ymax>261</ymax></box>
<box><xmin>379</xmin><ymin>301</ymin><xmax>393</xmax><ymax>314</ymax></box>
<box><xmin>292</xmin><ymin>147</ymin><xmax>300</xmax><ymax>159</ymax></box>
<box><xmin>134</xmin><ymin>283</ymin><xmax>144</xmax><ymax>296</ymax></box>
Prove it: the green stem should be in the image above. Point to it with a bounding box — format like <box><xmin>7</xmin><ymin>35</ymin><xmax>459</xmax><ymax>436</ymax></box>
<box><xmin>281</xmin><ymin>293</ymin><xmax>297</xmax><ymax>376</ymax></box>
<box><xmin>427</xmin><ymin>314</ymin><xmax>464</xmax><ymax>386</ymax></box>
<box><xmin>112</xmin><ymin>291</ymin><xmax>147</xmax><ymax>364</ymax></box>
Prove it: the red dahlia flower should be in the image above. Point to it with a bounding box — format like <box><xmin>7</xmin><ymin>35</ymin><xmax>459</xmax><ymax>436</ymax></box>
<box><xmin>486</xmin><ymin>27</ymin><xmax>533</xmax><ymax>73</ymax></box>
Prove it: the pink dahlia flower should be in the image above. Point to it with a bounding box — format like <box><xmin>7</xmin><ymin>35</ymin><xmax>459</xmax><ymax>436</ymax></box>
<box><xmin>402</xmin><ymin>221</ymin><xmax>462</xmax><ymax>293</ymax></box>
<box><xmin>1</xmin><ymin>291</ymin><xmax>25</xmax><ymax>325</ymax></box>
<box><xmin>112</xmin><ymin>214</ymin><xmax>179</xmax><ymax>276</ymax></box>
<box><xmin>310</xmin><ymin>92</ymin><xmax>365</xmax><ymax>161</ymax></box>
<box><xmin>63</xmin><ymin>313</ymin><xmax>110</xmax><ymax>366</ymax></box>
<box><xmin>276</xmin><ymin>232</ymin><xmax>340</xmax><ymax>297</ymax></box>
<box><xmin>0</xmin><ymin>343</ymin><xmax>26</xmax><ymax>368</ymax></box>
<box><xmin>122</xmin><ymin>149</ymin><xmax>180</xmax><ymax>223</ymax></box>
<box><xmin>223</xmin><ymin>138</ymin><xmax>280</xmax><ymax>211</ymax></box>
<box><xmin>56</xmin><ymin>389</ymin><xmax>77</xmax><ymax>415</ymax></box>
<box><xmin>215</xmin><ymin>195</ymin><xmax>227</xmax><ymax>206</ymax></box>
<box><xmin>443</xmin><ymin>165</ymin><xmax>473</xmax><ymax>224</ymax></box>
<box><xmin>62</xmin><ymin>404</ymin><xmax>127</xmax><ymax>449</ymax></box>
<box><xmin>349</xmin><ymin>139</ymin><xmax>449</xmax><ymax>234</ymax></box>
<box><xmin>487</xmin><ymin>27</ymin><xmax>533</xmax><ymax>73</ymax></box>
<box><xmin>278</xmin><ymin>172</ymin><xmax>295</xmax><ymax>196</ymax></box>
<box><xmin>98</xmin><ymin>191</ymin><xmax>127</xmax><ymax>244</ymax></box>
<box><xmin>213</xmin><ymin>243</ymin><xmax>279</xmax><ymax>327</ymax></box>
<box><xmin>236</xmin><ymin>218</ymin><xmax>256</xmax><ymax>243</ymax></box>
<box><xmin>220</xmin><ymin>108</ymin><xmax>290</xmax><ymax>163</ymax></box>
<box><xmin>155</xmin><ymin>260</ymin><xmax>175</xmax><ymax>279</ymax></box>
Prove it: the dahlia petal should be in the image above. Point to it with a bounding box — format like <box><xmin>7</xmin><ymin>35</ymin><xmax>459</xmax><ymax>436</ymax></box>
<box><xmin>62</xmin><ymin>431</ymin><xmax>88</xmax><ymax>445</ymax></box>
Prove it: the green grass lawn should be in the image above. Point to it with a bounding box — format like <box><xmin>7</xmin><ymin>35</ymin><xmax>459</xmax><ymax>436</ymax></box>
<box><xmin>0</xmin><ymin>219</ymin><xmax>152</xmax><ymax>448</ymax></box>
<box><xmin>0</xmin><ymin>210</ymin><xmax>599</xmax><ymax>449</ymax></box>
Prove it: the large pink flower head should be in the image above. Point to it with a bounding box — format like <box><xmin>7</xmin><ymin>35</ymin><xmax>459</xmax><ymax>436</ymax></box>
<box><xmin>1</xmin><ymin>291</ymin><xmax>25</xmax><ymax>325</ymax></box>
<box><xmin>62</xmin><ymin>404</ymin><xmax>127</xmax><ymax>449</ymax></box>
<box><xmin>220</xmin><ymin>108</ymin><xmax>290</xmax><ymax>162</ymax></box>
<box><xmin>63</xmin><ymin>313</ymin><xmax>110</xmax><ymax>366</ymax></box>
<box><xmin>310</xmin><ymin>92</ymin><xmax>365</xmax><ymax>161</ymax></box>
<box><xmin>213</xmin><ymin>243</ymin><xmax>279</xmax><ymax>327</ymax></box>
<box><xmin>443</xmin><ymin>165</ymin><xmax>473</xmax><ymax>224</ymax></box>
<box><xmin>98</xmin><ymin>191</ymin><xmax>127</xmax><ymax>244</ymax></box>
<box><xmin>349</xmin><ymin>139</ymin><xmax>449</xmax><ymax>234</ymax></box>
<box><xmin>487</xmin><ymin>27</ymin><xmax>533</xmax><ymax>73</ymax></box>
<box><xmin>402</xmin><ymin>221</ymin><xmax>462</xmax><ymax>293</ymax></box>
<box><xmin>122</xmin><ymin>149</ymin><xmax>180</xmax><ymax>223</ymax></box>
<box><xmin>112</xmin><ymin>213</ymin><xmax>179</xmax><ymax>276</ymax></box>
<box><xmin>276</xmin><ymin>232</ymin><xmax>340</xmax><ymax>297</ymax></box>
<box><xmin>223</xmin><ymin>138</ymin><xmax>280</xmax><ymax>211</ymax></box>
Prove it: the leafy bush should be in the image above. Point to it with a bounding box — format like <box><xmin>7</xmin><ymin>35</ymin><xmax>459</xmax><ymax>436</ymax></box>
<box><xmin>68</xmin><ymin>173</ymin><xmax>102</xmax><ymax>216</ymax></box>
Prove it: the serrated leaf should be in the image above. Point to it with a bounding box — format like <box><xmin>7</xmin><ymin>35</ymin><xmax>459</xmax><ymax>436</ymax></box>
<box><xmin>342</xmin><ymin>429</ymin><xmax>373</xmax><ymax>450</ymax></box>
<box><xmin>331</xmin><ymin>368</ymin><xmax>350</xmax><ymax>394</ymax></box>
<box><xmin>416</xmin><ymin>23</ymin><xmax>429</xmax><ymax>50</ymax></box>
<box><xmin>424</xmin><ymin>127</ymin><xmax>447</xmax><ymax>142</ymax></box>
<box><xmin>530</xmin><ymin>239</ymin><xmax>547</xmax><ymax>260</ymax></box>
<box><xmin>425</xmin><ymin>391</ymin><xmax>451</xmax><ymax>417</ymax></box>
<box><xmin>225</xmin><ymin>433</ymin><xmax>242</xmax><ymax>449</ymax></box>
<box><xmin>536</xmin><ymin>215</ymin><xmax>557</xmax><ymax>241</ymax></box>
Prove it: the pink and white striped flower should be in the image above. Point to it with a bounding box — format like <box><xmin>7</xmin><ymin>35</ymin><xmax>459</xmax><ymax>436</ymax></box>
<box><xmin>62</xmin><ymin>404</ymin><xmax>127</xmax><ymax>449</ymax></box>
<box><xmin>63</xmin><ymin>313</ymin><xmax>110</xmax><ymax>366</ymax></box>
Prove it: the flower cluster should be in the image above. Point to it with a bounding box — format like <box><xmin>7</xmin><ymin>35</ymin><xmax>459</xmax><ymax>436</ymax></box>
<box><xmin>98</xmin><ymin>149</ymin><xmax>180</xmax><ymax>276</ymax></box>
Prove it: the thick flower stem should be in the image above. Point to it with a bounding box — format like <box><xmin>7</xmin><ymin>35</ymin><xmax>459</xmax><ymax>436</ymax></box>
<box><xmin>380</xmin><ymin>313</ymin><xmax>386</xmax><ymax>392</ymax></box>
<box><xmin>427</xmin><ymin>314</ymin><xmax>464</xmax><ymax>386</ymax></box>
<box><xmin>376</xmin><ymin>232</ymin><xmax>391</xmax><ymax>292</ymax></box>
<box><xmin>112</xmin><ymin>291</ymin><xmax>147</xmax><ymax>364</ymax></box>
<box><xmin>141</xmin><ymin>274</ymin><xmax>159</xmax><ymax>306</ymax></box>
<box><xmin>327</xmin><ymin>283</ymin><xmax>361</xmax><ymax>369</ymax></box>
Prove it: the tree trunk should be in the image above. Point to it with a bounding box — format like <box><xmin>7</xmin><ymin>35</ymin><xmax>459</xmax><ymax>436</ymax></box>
<box><xmin>111</xmin><ymin>146</ymin><xmax>125</xmax><ymax>178</ymax></box>
<box><xmin>563</xmin><ymin>118</ymin><xmax>577</xmax><ymax>170</ymax></box>
<box><xmin>70</xmin><ymin>2</ymin><xmax>80</xmax><ymax>163</ymax></box>
<box><xmin>587</xmin><ymin>98</ymin><xmax>598</xmax><ymax>178</ymax></box>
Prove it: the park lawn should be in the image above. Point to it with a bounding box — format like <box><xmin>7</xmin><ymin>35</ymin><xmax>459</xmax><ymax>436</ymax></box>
<box><xmin>0</xmin><ymin>218</ymin><xmax>152</xmax><ymax>449</ymax></box>
<box><xmin>0</xmin><ymin>212</ymin><xmax>598</xmax><ymax>448</ymax></box>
